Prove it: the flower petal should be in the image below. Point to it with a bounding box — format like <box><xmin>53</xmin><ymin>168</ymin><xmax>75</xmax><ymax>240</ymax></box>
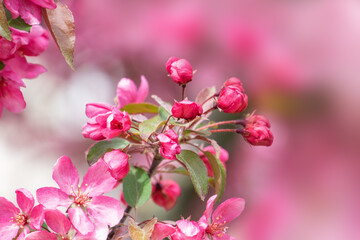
<box><xmin>87</xmin><ymin>196</ymin><xmax>123</xmax><ymax>227</ymax></box>
<box><xmin>151</xmin><ymin>223</ymin><xmax>176</xmax><ymax>240</ymax></box>
<box><xmin>0</xmin><ymin>222</ymin><xmax>19</xmax><ymax>240</ymax></box>
<box><xmin>36</xmin><ymin>187</ymin><xmax>72</xmax><ymax>209</ymax></box>
<box><xmin>116</xmin><ymin>78</ymin><xmax>137</xmax><ymax>108</ymax></box>
<box><xmin>28</xmin><ymin>0</ymin><xmax>57</xmax><ymax>9</ymax></box>
<box><xmin>17</xmin><ymin>0</ymin><xmax>42</xmax><ymax>25</ymax></box>
<box><xmin>28</xmin><ymin>204</ymin><xmax>44</xmax><ymax>230</ymax></box>
<box><xmin>68</xmin><ymin>207</ymin><xmax>94</xmax><ymax>235</ymax></box>
<box><xmin>74</xmin><ymin>223</ymin><xmax>109</xmax><ymax>240</ymax></box>
<box><xmin>0</xmin><ymin>197</ymin><xmax>19</xmax><ymax>220</ymax></box>
<box><xmin>44</xmin><ymin>209</ymin><xmax>71</xmax><ymax>236</ymax></box>
<box><xmin>136</xmin><ymin>75</ymin><xmax>149</xmax><ymax>103</ymax></box>
<box><xmin>52</xmin><ymin>156</ymin><xmax>79</xmax><ymax>195</ymax></box>
<box><xmin>212</xmin><ymin>198</ymin><xmax>245</xmax><ymax>225</ymax></box>
<box><xmin>24</xmin><ymin>230</ymin><xmax>57</xmax><ymax>240</ymax></box>
<box><xmin>85</xmin><ymin>103</ymin><xmax>112</xmax><ymax>118</ymax></box>
<box><xmin>15</xmin><ymin>188</ymin><xmax>34</xmax><ymax>215</ymax></box>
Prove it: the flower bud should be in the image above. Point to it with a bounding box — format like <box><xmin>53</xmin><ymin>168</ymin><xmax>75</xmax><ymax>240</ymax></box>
<box><xmin>223</xmin><ymin>77</ymin><xmax>244</xmax><ymax>91</ymax></box>
<box><xmin>241</xmin><ymin>125</ymin><xmax>274</xmax><ymax>146</ymax></box>
<box><xmin>246</xmin><ymin>114</ymin><xmax>271</xmax><ymax>128</ymax></box>
<box><xmin>217</xmin><ymin>86</ymin><xmax>248</xmax><ymax>113</ymax></box>
<box><xmin>156</xmin><ymin>129</ymin><xmax>181</xmax><ymax>160</ymax></box>
<box><xmin>171</xmin><ymin>100</ymin><xmax>203</xmax><ymax>120</ymax></box>
<box><xmin>152</xmin><ymin>180</ymin><xmax>181</xmax><ymax>210</ymax></box>
<box><xmin>199</xmin><ymin>146</ymin><xmax>228</xmax><ymax>177</ymax></box>
<box><xmin>166</xmin><ymin>57</ymin><xmax>193</xmax><ymax>85</ymax></box>
<box><xmin>102</xmin><ymin>150</ymin><xmax>129</xmax><ymax>180</ymax></box>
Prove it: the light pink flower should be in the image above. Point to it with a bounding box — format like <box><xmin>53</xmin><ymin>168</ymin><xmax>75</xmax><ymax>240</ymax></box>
<box><xmin>166</xmin><ymin>57</ymin><xmax>193</xmax><ymax>85</ymax></box>
<box><xmin>171</xmin><ymin>100</ymin><xmax>203</xmax><ymax>120</ymax></box>
<box><xmin>151</xmin><ymin>180</ymin><xmax>181</xmax><ymax>210</ymax></box>
<box><xmin>199</xmin><ymin>146</ymin><xmax>229</xmax><ymax>177</ymax></box>
<box><xmin>151</xmin><ymin>223</ymin><xmax>176</xmax><ymax>240</ymax></box>
<box><xmin>156</xmin><ymin>129</ymin><xmax>181</xmax><ymax>160</ymax></box>
<box><xmin>0</xmin><ymin>188</ymin><xmax>44</xmax><ymax>240</ymax></box>
<box><xmin>198</xmin><ymin>195</ymin><xmax>245</xmax><ymax>240</ymax></box>
<box><xmin>4</xmin><ymin>0</ymin><xmax>57</xmax><ymax>25</ymax></box>
<box><xmin>116</xmin><ymin>75</ymin><xmax>149</xmax><ymax>108</ymax></box>
<box><xmin>82</xmin><ymin>103</ymin><xmax>131</xmax><ymax>140</ymax></box>
<box><xmin>171</xmin><ymin>219</ymin><xmax>203</xmax><ymax>240</ymax></box>
<box><xmin>101</xmin><ymin>149</ymin><xmax>129</xmax><ymax>180</ymax></box>
<box><xmin>36</xmin><ymin>156</ymin><xmax>123</xmax><ymax>235</ymax></box>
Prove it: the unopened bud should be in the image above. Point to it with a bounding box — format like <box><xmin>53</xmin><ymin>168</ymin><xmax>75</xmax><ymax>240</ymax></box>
<box><xmin>171</xmin><ymin>100</ymin><xmax>203</xmax><ymax>120</ymax></box>
<box><xmin>166</xmin><ymin>57</ymin><xmax>193</xmax><ymax>85</ymax></box>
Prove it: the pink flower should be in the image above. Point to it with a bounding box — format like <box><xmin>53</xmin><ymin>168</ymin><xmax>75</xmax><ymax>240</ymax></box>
<box><xmin>166</xmin><ymin>57</ymin><xmax>193</xmax><ymax>85</ymax></box>
<box><xmin>217</xmin><ymin>84</ymin><xmax>248</xmax><ymax>113</ymax></box>
<box><xmin>198</xmin><ymin>195</ymin><xmax>245</xmax><ymax>240</ymax></box>
<box><xmin>101</xmin><ymin>149</ymin><xmax>129</xmax><ymax>180</ymax></box>
<box><xmin>116</xmin><ymin>75</ymin><xmax>149</xmax><ymax>108</ymax></box>
<box><xmin>82</xmin><ymin>103</ymin><xmax>131</xmax><ymax>140</ymax></box>
<box><xmin>151</xmin><ymin>223</ymin><xmax>176</xmax><ymax>240</ymax></box>
<box><xmin>171</xmin><ymin>219</ymin><xmax>204</xmax><ymax>240</ymax></box>
<box><xmin>36</xmin><ymin>156</ymin><xmax>123</xmax><ymax>235</ymax></box>
<box><xmin>0</xmin><ymin>77</ymin><xmax>26</xmax><ymax>117</ymax></box>
<box><xmin>0</xmin><ymin>188</ymin><xmax>44</xmax><ymax>240</ymax></box>
<box><xmin>199</xmin><ymin>146</ymin><xmax>229</xmax><ymax>177</ymax></box>
<box><xmin>245</xmin><ymin>114</ymin><xmax>271</xmax><ymax>128</ymax></box>
<box><xmin>151</xmin><ymin>180</ymin><xmax>181</xmax><ymax>210</ymax></box>
<box><xmin>240</xmin><ymin>125</ymin><xmax>274</xmax><ymax>146</ymax></box>
<box><xmin>171</xmin><ymin>100</ymin><xmax>203</xmax><ymax>120</ymax></box>
<box><xmin>4</xmin><ymin>0</ymin><xmax>57</xmax><ymax>25</ymax></box>
<box><xmin>156</xmin><ymin>129</ymin><xmax>181</xmax><ymax>160</ymax></box>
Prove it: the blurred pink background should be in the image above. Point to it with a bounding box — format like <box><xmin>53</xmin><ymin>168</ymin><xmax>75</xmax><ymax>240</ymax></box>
<box><xmin>1</xmin><ymin>0</ymin><xmax>360</xmax><ymax>239</ymax></box>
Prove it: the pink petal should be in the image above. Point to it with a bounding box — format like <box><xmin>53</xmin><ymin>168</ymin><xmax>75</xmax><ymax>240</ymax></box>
<box><xmin>136</xmin><ymin>75</ymin><xmax>149</xmax><ymax>103</ymax></box>
<box><xmin>102</xmin><ymin>150</ymin><xmax>129</xmax><ymax>180</ymax></box>
<box><xmin>202</xmin><ymin>195</ymin><xmax>217</xmax><ymax>225</ymax></box>
<box><xmin>23</xmin><ymin>63</ymin><xmax>47</xmax><ymax>79</ymax></box>
<box><xmin>52</xmin><ymin>156</ymin><xmax>79</xmax><ymax>195</ymax></box>
<box><xmin>28</xmin><ymin>0</ymin><xmax>56</xmax><ymax>9</ymax></box>
<box><xmin>17</xmin><ymin>226</ymin><xmax>30</xmax><ymax>240</ymax></box>
<box><xmin>0</xmin><ymin>197</ymin><xmax>19</xmax><ymax>220</ymax></box>
<box><xmin>151</xmin><ymin>223</ymin><xmax>176</xmax><ymax>240</ymax></box>
<box><xmin>81</xmin><ymin>160</ymin><xmax>117</xmax><ymax>197</ymax></box>
<box><xmin>24</xmin><ymin>230</ymin><xmax>57</xmax><ymax>240</ymax></box>
<box><xmin>212</xmin><ymin>198</ymin><xmax>245</xmax><ymax>225</ymax></box>
<box><xmin>68</xmin><ymin>207</ymin><xmax>94</xmax><ymax>235</ymax></box>
<box><xmin>116</xmin><ymin>78</ymin><xmax>137</xmax><ymax>108</ymax></box>
<box><xmin>74</xmin><ymin>223</ymin><xmax>109</xmax><ymax>240</ymax></box>
<box><xmin>0</xmin><ymin>82</ymin><xmax>26</xmax><ymax>114</ymax></box>
<box><xmin>3</xmin><ymin>0</ymin><xmax>20</xmax><ymax>19</ymax></box>
<box><xmin>85</xmin><ymin>103</ymin><xmax>112</xmax><ymax>118</ymax></box>
<box><xmin>213</xmin><ymin>233</ymin><xmax>231</xmax><ymax>240</ymax></box>
<box><xmin>15</xmin><ymin>188</ymin><xmax>34</xmax><ymax>215</ymax></box>
<box><xmin>17</xmin><ymin>0</ymin><xmax>42</xmax><ymax>25</ymax></box>
<box><xmin>36</xmin><ymin>187</ymin><xmax>72</xmax><ymax>209</ymax></box>
<box><xmin>87</xmin><ymin>196</ymin><xmax>123</xmax><ymax>227</ymax></box>
<box><xmin>28</xmin><ymin>204</ymin><xmax>44</xmax><ymax>230</ymax></box>
<box><xmin>44</xmin><ymin>209</ymin><xmax>71</xmax><ymax>236</ymax></box>
<box><xmin>0</xmin><ymin>222</ymin><xmax>19</xmax><ymax>240</ymax></box>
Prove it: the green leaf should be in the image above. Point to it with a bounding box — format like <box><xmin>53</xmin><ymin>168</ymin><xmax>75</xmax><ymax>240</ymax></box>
<box><xmin>176</xmin><ymin>150</ymin><xmax>209</xmax><ymax>200</ymax></box>
<box><xmin>8</xmin><ymin>17</ymin><xmax>31</xmax><ymax>32</ymax></box>
<box><xmin>159</xmin><ymin>106</ymin><xmax>170</xmax><ymax>121</ymax></box>
<box><xmin>195</xmin><ymin>86</ymin><xmax>216</xmax><ymax>112</ymax></box>
<box><xmin>87</xmin><ymin>139</ymin><xmax>130</xmax><ymax>166</ymax></box>
<box><xmin>121</xmin><ymin>103</ymin><xmax>158</xmax><ymax>114</ymax></box>
<box><xmin>139</xmin><ymin>115</ymin><xmax>164</xmax><ymax>139</ymax></box>
<box><xmin>151</xmin><ymin>95</ymin><xmax>172</xmax><ymax>113</ymax></box>
<box><xmin>0</xmin><ymin>3</ymin><xmax>11</xmax><ymax>40</ymax></box>
<box><xmin>204</xmin><ymin>151</ymin><xmax>226</xmax><ymax>202</ymax></box>
<box><xmin>42</xmin><ymin>2</ymin><xmax>75</xmax><ymax>70</ymax></box>
<box><xmin>167</xmin><ymin>167</ymin><xmax>188</xmax><ymax>175</ymax></box>
<box><xmin>184</xmin><ymin>129</ymin><xmax>211</xmax><ymax>137</ymax></box>
<box><xmin>123</xmin><ymin>167</ymin><xmax>152</xmax><ymax>207</ymax></box>
<box><xmin>0</xmin><ymin>61</ymin><xmax>5</xmax><ymax>71</ymax></box>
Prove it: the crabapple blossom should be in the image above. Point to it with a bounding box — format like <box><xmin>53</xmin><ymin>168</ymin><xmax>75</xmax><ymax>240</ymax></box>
<box><xmin>239</xmin><ymin>125</ymin><xmax>274</xmax><ymax>146</ymax></box>
<box><xmin>116</xmin><ymin>75</ymin><xmax>149</xmax><ymax>108</ymax></box>
<box><xmin>223</xmin><ymin>77</ymin><xmax>245</xmax><ymax>91</ymax></box>
<box><xmin>101</xmin><ymin>149</ymin><xmax>130</xmax><ymax>180</ymax></box>
<box><xmin>156</xmin><ymin>129</ymin><xmax>181</xmax><ymax>160</ymax></box>
<box><xmin>171</xmin><ymin>100</ymin><xmax>203</xmax><ymax>120</ymax></box>
<box><xmin>151</xmin><ymin>180</ymin><xmax>181</xmax><ymax>210</ymax></box>
<box><xmin>171</xmin><ymin>219</ymin><xmax>204</xmax><ymax>240</ymax></box>
<box><xmin>166</xmin><ymin>57</ymin><xmax>193</xmax><ymax>85</ymax></box>
<box><xmin>245</xmin><ymin>113</ymin><xmax>271</xmax><ymax>128</ymax></box>
<box><xmin>151</xmin><ymin>223</ymin><xmax>176</xmax><ymax>240</ymax></box>
<box><xmin>199</xmin><ymin>146</ymin><xmax>229</xmax><ymax>177</ymax></box>
<box><xmin>217</xmin><ymin>84</ymin><xmax>248</xmax><ymax>113</ymax></box>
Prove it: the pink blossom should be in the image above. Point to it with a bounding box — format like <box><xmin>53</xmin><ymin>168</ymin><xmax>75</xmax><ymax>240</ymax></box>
<box><xmin>0</xmin><ymin>77</ymin><xmax>26</xmax><ymax>117</ymax></box>
<box><xmin>245</xmin><ymin>114</ymin><xmax>271</xmax><ymax>128</ymax></box>
<box><xmin>151</xmin><ymin>180</ymin><xmax>181</xmax><ymax>210</ymax></box>
<box><xmin>222</xmin><ymin>77</ymin><xmax>245</xmax><ymax>91</ymax></box>
<box><xmin>0</xmin><ymin>188</ymin><xmax>44</xmax><ymax>240</ymax></box>
<box><xmin>82</xmin><ymin>103</ymin><xmax>131</xmax><ymax>140</ymax></box>
<box><xmin>101</xmin><ymin>149</ymin><xmax>129</xmax><ymax>180</ymax></box>
<box><xmin>4</xmin><ymin>0</ymin><xmax>57</xmax><ymax>25</ymax></box>
<box><xmin>240</xmin><ymin>125</ymin><xmax>274</xmax><ymax>146</ymax></box>
<box><xmin>171</xmin><ymin>100</ymin><xmax>203</xmax><ymax>120</ymax></box>
<box><xmin>217</xmin><ymin>85</ymin><xmax>248</xmax><ymax>114</ymax></box>
<box><xmin>198</xmin><ymin>195</ymin><xmax>245</xmax><ymax>240</ymax></box>
<box><xmin>199</xmin><ymin>146</ymin><xmax>229</xmax><ymax>177</ymax></box>
<box><xmin>116</xmin><ymin>75</ymin><xmax>149</xmax><ymax>108</ymax></box>
<box><xmin>156</xmin><ymin>129</ymin><xmax>181</xmax><ymax>160</ymax></box>
<box><xmin>151</xmin><ymin>223</ymin><xmax>176</xmax><ymax>240</ymax></box>
<box><xmin>166</xmin><ymin>57</ymin><xmax>193</xmax><ymax>85</ymax></box>
<box><xmin>171</xmin><ymin>219</ymin><xmax>204</xmax><ymax>240</ymax></box>
<box><xmin>36</xmin><ymin>156</ymin><xmax>123</xmax><ymax>235</ymax></box>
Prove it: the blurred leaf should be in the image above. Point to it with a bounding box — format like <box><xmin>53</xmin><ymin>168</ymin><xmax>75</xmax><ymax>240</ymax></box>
<box><xmin>121</xmin><ymin>103</ymin><xmax>158</xmax><ymax>114</ymax></box>
<box><xmin>87</xmin><ymin>139</ymin><xmax>130</xmax><ymax>166</ymax></box>
<box><xmin>128</xmin><ymin>217</ymin><xmax>157</xmax><ymax>240</ymax></box>
<box><xmin>0</xmin><ymin>61</ymin><xmax>5</xmax><ymax>70</ymax></box>
<box><xmin>167</xmin><ymin>167</ymin><xmax>188</xmax><ymax>175</ymax></box>
<box><xmin>176</xmin><ymin>150</ymin><xmax>208</xmax><ymax>200</ymax></box>
<box><xmin>8</xmin><ymin>17</ymin><xmax>31</xmax><ymax>32</ymax></box>
<box><xmin>159</xmin><ymin>106</ymin><xmax>170</xmax><ymax>121</ymax></box>
<box><xmin>123</xmin><ymin>167</ymin><xmax>152</xmax><ymax>208</ymax></box>
<box><xmin>194</xmin><ymin>136</ymin><xmax>221</xmax><ymax>159</ymax></box>
<box><xmin>42</xmin><ymin>1</ymin><xmax>75</xmax><ymax>70</ymax></box>
<box><xmin>139</xmin><ymin>115</ymin><xmax>164</xmax><ymax>140</ymax></box>
<box><xmin>184</xmin><ymin>129</ymin><xmax>211</xmax><ymax>137</ymax></box>
<box><xmin>0</xmin><ymin>3</ymin><xmax>11</xmax><ymax>40</ymax></box>
<box><xmin>195</xmin><ymin>86</ymin><xmax>216</xmax><ymax>112</ymax></box>
<box><xmin>204</xmin><ymin>151</ymin><xmax>226</xmax><ymax>202</ymax></box>
<box><xmin>151</xmin><ymin>95</ymin><xmax>172</xmax><ymax>114</ymax></box>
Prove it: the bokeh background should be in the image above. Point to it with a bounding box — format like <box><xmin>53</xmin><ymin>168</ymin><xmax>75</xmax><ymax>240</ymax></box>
<box><xmin>1</xmin><ymin>0</ymin><xmax>360</xmax><ymax>239</ymax></box>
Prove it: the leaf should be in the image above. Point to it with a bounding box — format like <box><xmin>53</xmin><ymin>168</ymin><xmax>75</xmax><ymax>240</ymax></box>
<box><xmin>0</xmin><ymin>3</ymin><xmax>11</xmax><ymax>40</ymax></box>
<box><xmin>158</xmin><ymin>106</ymin><xmax>170</xmax><ymax>121</ymax></box>
<box><xmin>0</xmin><ymin>61</ymin><xmax>5</xmax><ymax>71</ymax></box>
<box><xmin>8</xmin><ymin>17</ymin><xmax>31</xmax><ymax>32</ymax></box>
<box><xmin>128</xmin><ymin>218</ymin><xmax>157</xmax><ymax>240</ymax></box>
<box><xmin>139</xmin><ymin>115</ymin><xmax>164</xmax><ymax>140</ymax></box>
<box><xmin>42</xmin><ymin>1</ymin><xmax>75</xmax><ymax>70</ymax></box>
<box><xmin>86</xmin><ymin>139</ymin><xmax>130</xmax><ymax>166</ymax></box>
<box><xmin>121</xmin><ymin>103</ymin><xmax>159</xmax><ymax>114</ymax></box>
<box><xmin>193</xmin><ymin>136</ymin><xmax>221</xmax><ymax>159</ymax></box>
<box><xmin>167</xmin><ymin>167</ymin><xmax>188</xmax><ymax>175</ymax></box>
<box><xmin>151</xmin><ymin>95</ymin><xmax>172</xmax><ymax>114</ymax></box>
<box><xmin>123</xmin><ymin>167</ymin><xmax>152</xmax><ymax>207</ymax></box>
<box><xmin>184</xmin><ymin>129</ymin><xmax>211</xmax><ymax>137</ymax></box>
<box><xmin>204</xmin><ymin>151</ymin><xmax>226</xmax><ymax>202</ymax></box>
<box><xmin>195</xmin><ymin>86</ymin><xmax>216</xmax><ymax>111</ymax></box>
<box><xmin>176</xmin><ymin>150</ymin><xmax>208</xmax><ymax>200</ymax></box>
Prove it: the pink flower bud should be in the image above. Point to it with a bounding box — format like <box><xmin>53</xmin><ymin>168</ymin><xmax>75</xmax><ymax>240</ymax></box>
<box><xmin>156</xmin><ymin>129</ymin><xmax>181</xmax><ymax>160</ymax></box>
<box><xmin>166</xmin><ymin>57</ymin><xmax>193</xmax><ymax>85</ymax></box>
<box><xmin>102</xmin><ymin>150</ymin><xmax>129</xmax><ymax>180</ymax></box>
<box><xmin>217</xmin><ymin>86</ymin><xmax>248</xmax><ymax>113</ymax></box>
<box><xmin>223</xmin><ymin>77</ymin><xmax>244</xmax><ymax>91</ymax></box>
<box><xmin>241</xmin><ymin>125</ymin><xmax>274</xmax><ymax>146</ymax></box>
<box><xmin>199</xmin><ymin>146</ymin><xmax>229</xmax><ymax>177</ymax></box>
<box><xmin>152</xmin><ymin>180</ymin><xmax>181</xmax><ymax>210</ymax></box>
<box><xmin>171</xmin><ymin>219</ymin><xmax>204</xmax><ymax>240</ymax></box>
<box><xmin>171</xmin><ymin>100</ymin><xmax>203</xmax><ymax>120</ymax></box>
<box><xmin>246</xmin><ymin>114</ymin><xmax>271</xmax><ymax>128</ymax></box>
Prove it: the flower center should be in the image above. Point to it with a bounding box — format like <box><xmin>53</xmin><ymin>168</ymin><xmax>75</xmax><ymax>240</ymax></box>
<box><xmin>110</xmin><ymin>119</ymin><xmax>123</xmax><ymax>130</ymax></box>
<box><xmin>205</xmin><ymin>217</ymin><xmax>228</xmax><ymax>238</ymax></box>
<box><xmin>74</xmin><ymin>193</ymin><xmax>89</xmax><ymax>206</ymax></box>
<box><xmin>11</xmin><ymin>213</ymin><xmax>27</xmax><ymax>227</ymax></box>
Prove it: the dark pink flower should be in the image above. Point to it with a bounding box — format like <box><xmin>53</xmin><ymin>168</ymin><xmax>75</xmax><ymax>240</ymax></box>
<box><xmin>0</xmin><ymin>188</ymin><xmax>44</xmax><ymax>240</ymax></box>
<box><xmin>116</xmin><ymin>75</ymin><xmax>149</xmax><ymax>108</ymax></box>
<box><xmin>171</xmin><ymin>219</ymin><xmax>204</xmax><ymax>240</ymax></box>
<box><xmin>156</xmin><ymin>129</ymin><xmax>181</xmax><ymax>160</ymax></box>
<box><xmin>101</xmin><ymin>150</ymin><xmax>129</xmax><ymax>180</ymax></box>
<box><xmin>240</xmin><ymin>125</ymin><xmax>274</xmax><ymax>146</ymax></box>
<box><xmin>0</xmin><ymin>77</ymin><xmax>26</xmax><ymax>117</ymax></box>
<box><xmin>199</xmin><ymin>146</ymin><xmax>229</xmax><ymax>177</ymax></box>
<box><xmin>171</xmin><ymin>100</ymin><xmax>203</xmax><ymax>120</ymax></box>
<box><xmin>36</xmin><ymin>156</ymin><xmax>123</xmax><ymax>235</ymax></box>
<box><xmin>11</xmin><ymin>26</ymin><xmax>49</xmax><ymax>57</ymax></box>
<box><xmin>166</xmin><ymin>57</ymin><xmax>193</xmax><ymax>85</ymax></box>
<box><xmin>82</xmin><ymin>103</ymin><xmax>131</xmax><ymax>140</ymax></box>
<box><xmin>198</xmin><ymin>195</ymin><xmax>245</xmax><ymax>240</ymax></box>
<box><xmin>245</xmin><ymin>114</ymin><xmax>271</xmax><ymax>128</ymax></box>
<box><xmin>151</xmin><ymin>180</ymin><xmax>181</xmax><ymax>210</ymax></box>
<box><xmin>217</xmin><ymin>85</ymin><xmax>248</xmax><ymax>113</ymax></box>
<box><xmin>223</xmin><ymin>77</ymin><xmax>245</xmax><ymax>91</ymax></box>
<box><xmin>4</xmin><ymin>0</ymin><xmax>56</xmax><ymax>25</ymax></box>
<box><xmin>151</xmin><ymin>223</ymin><xmax>176</xmax><ymax>240</ymax></box>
